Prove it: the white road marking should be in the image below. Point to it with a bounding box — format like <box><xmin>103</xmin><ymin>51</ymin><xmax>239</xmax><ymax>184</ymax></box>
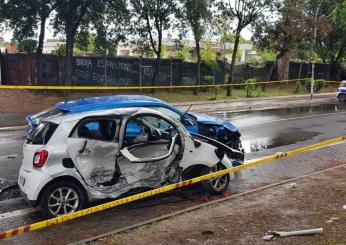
<box><xmin>0</xmin><ymin>154</ymin><xmax>20</xmax><ymax>160</ymax></box>
<box><xmin>0</xmin><ymin>207</ymin><xmax>40</xmax><ymax>221</ymax></box>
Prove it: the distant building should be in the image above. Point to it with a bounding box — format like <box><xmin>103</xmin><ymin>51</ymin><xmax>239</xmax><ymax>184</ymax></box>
<box><xmin>4</xmin><ymin>44</ymin><xmax>17</xmax><ymax>53</ymax></box>
<box><xmin>43</xmin><ymin>38</ymin><xmax>255</xmax><ymax>63</ymax></box>
<box><xmin>43</xmin><ymin>39</ymin><xmax>64</xmax><ymax>54</ymax></box>
<box><xmin>116</xmin><ymin>38</ymin><xmax>255</xmax><ymax>64</ymax></box>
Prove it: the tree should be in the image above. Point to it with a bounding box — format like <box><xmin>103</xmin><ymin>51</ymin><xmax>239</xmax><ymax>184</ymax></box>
<box><xmin>130</xmin><ymin>0</ymin><xmax>176</xmax><ymax>91</ymax></box>
<box><xmin>220</xmin><ymin>0</ymin><xmax>273</xmax><ymax>96</ymax></box>
<box><xmin>5</xmin><ymin>0</ymin><xmax>60</xmax><ymax>85</ymax></box>
<box><xmin>174</xmin><ymin>41</ymin><xmax>192</xmax><ymax>61</ymax></box>
<box><xmin>176</xmin><ymin>0</ymin><xmax>213</xmax><ymax>94</ymax></box>
<box><xmin>17</xmin><ymin>39</ymin><xmax>37</xmax><ymax>53</ymax></box>
<box><xmin>212</xmin><ymin>12</ymin><xmax>233</xmax><ymax>84</ymax></box>
<box><xmin>315</xmin><ymin>0</ymin><xmax>346</xmax><ymax>79</ymax></box>
<box><xmin>53</xmin><ymin>0</ymin><xmax>127</xmax><ymax>86</ymax></box>
<box><xmin>253</xmin><ymin>0</ymin><xmax>330</xmax><ymax>81</ymax></box>
<box><xmin>201</xmin><ymin>42</ymin><xmax>219</xmax><ymax>75</ymax></box>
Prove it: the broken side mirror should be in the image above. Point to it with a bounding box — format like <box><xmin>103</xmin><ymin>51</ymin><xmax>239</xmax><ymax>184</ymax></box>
<box><xmin>183</xmin><ymin>118</ymin><xmax>195</xmax><ymax>126</ymax></box>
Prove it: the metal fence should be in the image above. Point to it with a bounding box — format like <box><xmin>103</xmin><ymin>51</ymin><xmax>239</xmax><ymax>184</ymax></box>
<box><xmin>0</xmin><ymin>51</ymin><xmax>345</xmax><ymax>87</ymax></box>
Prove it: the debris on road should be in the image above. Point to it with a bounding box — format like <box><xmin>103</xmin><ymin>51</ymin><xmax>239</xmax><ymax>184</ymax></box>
<box><xmin>285</xmin><ymin>182</ymin><xmax>297</xmax><ymax>189</ymax></box>
<box><xmin>326</xmin><ymin>217</ymin><xmax>340</xmax><ymax>223</ymax></box>
<box><xmin>263</xmin><ymin>228</ymin><xmax>323</xmax><ymax>241</ymax></box>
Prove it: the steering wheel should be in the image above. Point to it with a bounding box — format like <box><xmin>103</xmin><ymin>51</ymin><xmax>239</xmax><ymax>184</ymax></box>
<box><xmin>152</xmin><ymin>128</ymin><xmax>162</xmax><ymax>138</ymax></box>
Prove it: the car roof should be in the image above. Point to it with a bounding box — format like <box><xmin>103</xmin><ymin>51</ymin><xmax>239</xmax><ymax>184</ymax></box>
<box><xmin>56</xmin><ymin>95</ymin><xmax>180</xmax><ymax>114</ymax></box>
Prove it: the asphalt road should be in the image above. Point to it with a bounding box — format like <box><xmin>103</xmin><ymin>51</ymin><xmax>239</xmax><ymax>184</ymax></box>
<box><xmin>1</xmin><ymin>102</ymin><xmax>346</xmax><ymax>183</ymax></box>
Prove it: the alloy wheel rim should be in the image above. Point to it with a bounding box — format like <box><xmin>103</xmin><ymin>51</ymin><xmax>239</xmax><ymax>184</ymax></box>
<box><xmin>210</xmin><ymin>164</ymin><xmax>228</xmax><ymax>191</ymax></box>
<box><xmin>48</xmin><ymin>187</ymin><xmax>79</xmax><ymax>216</ymax></box>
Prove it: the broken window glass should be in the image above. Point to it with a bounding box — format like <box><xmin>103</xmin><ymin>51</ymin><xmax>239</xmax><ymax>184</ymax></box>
<box><xmin>77</xmin><ymin>119</ymin><xmax>116</xmax><ymax>141</ymax></box>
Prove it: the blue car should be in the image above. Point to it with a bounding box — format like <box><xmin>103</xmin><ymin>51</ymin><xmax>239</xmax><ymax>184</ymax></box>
<box><xmin>337</xmin><ymin>81</ymin><xmax>346</xmax><ymax>102</ymax></box>
<box><xmin>26</xmin><ymin>95</ymin><xmax>243</xmax><ymax>157</ymax></box>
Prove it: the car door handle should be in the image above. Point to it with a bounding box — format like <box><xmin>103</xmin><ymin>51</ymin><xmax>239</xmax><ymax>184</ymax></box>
<box><xmin>79</xmin><ymin>140</ymin><xmax>88</xmax><ymax>153</ymax></box>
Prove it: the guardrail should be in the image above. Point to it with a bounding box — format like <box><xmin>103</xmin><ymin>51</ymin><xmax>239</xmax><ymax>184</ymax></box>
<box><xmin>1</xmin><ymin>135</ymin><xmax>345</xmax><ymax>240</ymax></box>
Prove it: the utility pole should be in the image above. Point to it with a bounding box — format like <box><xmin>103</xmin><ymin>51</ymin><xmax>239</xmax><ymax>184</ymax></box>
<box><xmin>311</xmin><ymin>1</ymin><xmax>322</xmax><ymax>100</ymax></box>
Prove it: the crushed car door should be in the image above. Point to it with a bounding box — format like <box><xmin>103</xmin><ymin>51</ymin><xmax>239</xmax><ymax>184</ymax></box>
<box><xmin>67</xmin><ymin>117</ymin><xmax>119</xmax><ymax>187</ymax></box>
<box><xmin>117</xmin><ymin>114</ymin><xmax>184</xmax><ymax>188</ymax></box>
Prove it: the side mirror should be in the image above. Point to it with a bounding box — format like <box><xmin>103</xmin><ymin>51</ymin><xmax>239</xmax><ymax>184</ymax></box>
<box><xmin>183</xmin><ymin>118</ymin><xmax>195</xmax><ymax>126</ymax></box>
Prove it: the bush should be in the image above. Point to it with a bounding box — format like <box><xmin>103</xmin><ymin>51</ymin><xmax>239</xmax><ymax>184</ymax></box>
<box><xmin>201</xmin><ymin>75</ymin><xmax>216</xmax><ymax>93</ymax></box>
<box><xmin>294</xmin><ymin>81</ymin><xmax>303</xmax><ymax>93</ymax></box>
<box><xmin>202</xmin><ymin>75</ymin><xmax>215</xmax><ymax>85</ymax></box>
<box><xmin>244</xmin><ymin>79</ymin><xmax>262</xmax><ymax>97</ymax></box>
<box><xmin>304</xmin><ymin>79</ymin><xmax>326</xmax><ymax>93</ymax></box>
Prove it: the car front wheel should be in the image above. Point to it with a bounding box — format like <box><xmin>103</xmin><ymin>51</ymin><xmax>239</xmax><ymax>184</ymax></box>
<box><xmin>201</xmin><ymin>163</ymin><xmax>230</xmax><ymax>194</ymax></box>
<box><xmin>338</xmin><ymin>94</ymin><xmax>346</xmax><ymax>102</ymax></box>
<box><xmin>40</xmin><ymin>180</ymin><xmax>86</xmax><ymax>218</ymax></box>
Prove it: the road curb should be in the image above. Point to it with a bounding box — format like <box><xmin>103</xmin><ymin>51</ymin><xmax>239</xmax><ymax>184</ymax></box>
<box><xmin>72</xmin><ymin>163</ymin><xmax>346</xmax><ymax>245</ymax></box>
<box><xmin>0</xmin><ymin>126</ymin><xmax>26</xmax><ymax>132</ymax></box>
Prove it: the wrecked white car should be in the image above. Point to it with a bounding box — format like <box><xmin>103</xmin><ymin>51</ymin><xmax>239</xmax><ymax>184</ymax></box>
<box><xmin>19</xmin><ymin>107</ymin><xmax>242</xmax><ymax>217</ymax></box>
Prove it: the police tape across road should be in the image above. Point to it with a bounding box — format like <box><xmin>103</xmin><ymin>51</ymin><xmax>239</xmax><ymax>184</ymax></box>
<box><xmin>1</xmin><ymin>135</ymin><xmax>346</xmax><ymax>240</ymax></box>
<box><xmin>0</xmin><ymin>79</ymin><xmax>340</xmax><ymax>90</ymax></box>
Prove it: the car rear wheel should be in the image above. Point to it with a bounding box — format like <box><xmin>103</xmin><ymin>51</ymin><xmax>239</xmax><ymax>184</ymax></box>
<box><xmin>40</xmin><ymin>181</ymin><xmax>86</xmax><ymax>218</ymax></box>
<box><xmin>338</xmin><ymin>94</ymin><xmax>346</xmax><ymax>102</ymax></box>
<box><xmin>201</xmin><ymin>163</ymin><xmax>230</xmax><ymax>194</ymax></box>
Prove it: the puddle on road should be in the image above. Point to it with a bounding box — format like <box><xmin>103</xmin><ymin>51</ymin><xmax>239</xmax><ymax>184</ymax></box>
<box><xmin>214</xmin><ymin>103</ymin><xmax>346</xmax><ymax>126</ymax></box>
<box><xmin>242</xmin><ymin>130</ymin><xmax>321</xmax><ymax>153</ymax></box>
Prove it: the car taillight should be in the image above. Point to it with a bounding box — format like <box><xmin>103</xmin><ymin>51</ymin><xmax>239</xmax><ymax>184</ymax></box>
<box><xmin>33</xmin><ymin>150</ymin><xmax>48</xmax><ymax>168</ymax></box>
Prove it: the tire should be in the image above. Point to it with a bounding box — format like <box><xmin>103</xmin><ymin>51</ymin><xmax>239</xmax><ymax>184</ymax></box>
<box><xmin>338</xmin><ymin>94</ymin><xmax>346</xmax><ymax>102</ymax></box>
<box><xmin>201</xmin><ymin>163</ymin><xmax>230</xmax><ymax>195</ymax></box>
<box><xmin>40</xmin><ymin>180</ymin><xmax>86</xmax><ymax>218</ymax></box>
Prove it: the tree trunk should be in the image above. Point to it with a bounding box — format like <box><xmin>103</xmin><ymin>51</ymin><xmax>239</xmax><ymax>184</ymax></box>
<box><xmin>65</xmin><ymin>31</ymin><xmax>74</xmax><ymax>87</ymax></box>
<box><xmin>152</xmin><ymin>53</ymin><xmax>161</xmax><ymax>93</ymax></box>
<box><xmin>227</xmin><ymin>30</ymin><xmax>241</xmax><ymax>97</ymax></box>
<box><xmin>326</xmin><ymin>61</ymin><xmax>337</xmax><ymax>81</ymax></box>
<box><xmin>277</xmin><ymin>51</ymin><xmax>290</xmax><ymax>81</ymax></box>
<box><xmin>195</xmin><ymin>40</ymin><xmax>201</xmax><ymax>95</ymax></box>
<box><xmin>298</xmin><ymin>60</ymin><xmax>303</xmax><ymax>79</ymax></box>
<box><xmin>36</xmin><ymin>17</ymin><xmax>46</xmax><ymax>86</ymax></box>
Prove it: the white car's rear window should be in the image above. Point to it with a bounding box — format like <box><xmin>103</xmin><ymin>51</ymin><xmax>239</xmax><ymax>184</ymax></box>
<box><xmin>26</xmin><ymin>123</ymin><xmax>58</xmax><ymax>145</ymax></box>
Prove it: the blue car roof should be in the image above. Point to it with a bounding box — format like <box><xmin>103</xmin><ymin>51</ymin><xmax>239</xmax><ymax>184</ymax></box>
<box><xmin>56</xmin><ymin>95</ymin><xmax>181</xmax><ymax>114</ymax></box>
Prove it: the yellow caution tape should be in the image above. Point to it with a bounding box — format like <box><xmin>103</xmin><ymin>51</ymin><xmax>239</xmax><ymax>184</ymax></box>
<box><xmin>0</xmin><ymin>79</ymin><xmax>339</xmax><ymax>90</ymax></box>
<box><xmin>1</xmin><ymin>135</ymin><xmax>345</xmax><ymax>239</ymax></box>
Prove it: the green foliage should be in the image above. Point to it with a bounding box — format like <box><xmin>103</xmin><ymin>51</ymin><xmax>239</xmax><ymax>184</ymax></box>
<box><xmin>130</xmin><ymin>0</ymin><xmax>175</xmax><ymax>59</ymax></box>
<box><xmin>294</xmin><ymin>81</ymin><xmax>303</xmax><ymax>93</ymax></box>
<box><xmin>75</xmin><ymin>31</ymin><xmax>95</xmax><ymax>53</ymax></box>
<box><xmin>244</xmin><ymin>78</ymin><xmax>262</xmax><ymax>97</ymax></box>
<box><xmin>316</xmin><ymin>0</ymin><xmax>346</xmax><ymax>64</ymax></box>
<box><xmin>202</xmin><ymin>75</ymin><xmax>215</xmax><ymax>85</ymax></box>
<box><xmin>305</xmin><ymin>79</ymin><xmax>326</xmax><ymax>92</ymax></box>
<box><xmin>174</xmin><ymin>42</ymin><xmax>192</xmax><ymax>61</ymax></box>
<box><xmin>246</xmin><ymin>49</ymin><xmax>276</xmax><ymax>66</ymax></box>
<box><xmin>17</xmin><ymin>39</ymin><xmax>37</xmax><ymax>53</ymax></box>
<box><xmin>53</xmin><ymin>44</ymin><xmax>66</xmax><ymax>56</ymax></box>
<box><xmin>201</xmin><ymin>42</ymin><xmax>219</xmax><ymax>74</ymax></box>
<box><xmin>176</xmin><ymin>0</ymin><xmax>212</xmax><ymax>43</ymax></box>
<box><xmin>202</xmin><ymin>75</ymin><xmax>217</xmax><ymax>95</ymax></box>
<box><xmin>161</xmin><ymin>45</ymin><xmax>173</xmax><ymax>58</ymax></box>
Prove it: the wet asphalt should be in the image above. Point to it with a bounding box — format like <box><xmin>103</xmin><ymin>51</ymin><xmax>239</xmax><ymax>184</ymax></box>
<box><xmin>0</xmin><ymin>102</ymin><xmax>345</xmax><ymax>210</ymax></box>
